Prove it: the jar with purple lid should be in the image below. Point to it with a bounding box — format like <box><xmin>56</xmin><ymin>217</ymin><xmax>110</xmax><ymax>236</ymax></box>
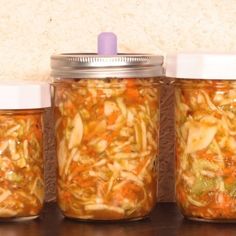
<box><xmin>51</xmin><ymin>33</ymin><xmax>164</xmax><ymax>221</ymax></box>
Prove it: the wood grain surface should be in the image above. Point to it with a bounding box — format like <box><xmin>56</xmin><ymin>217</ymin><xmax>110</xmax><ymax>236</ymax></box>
<box><xmin>1</xmin><ymin>203</ymin><xmax>236</xmax><ymax>236</ymax></box>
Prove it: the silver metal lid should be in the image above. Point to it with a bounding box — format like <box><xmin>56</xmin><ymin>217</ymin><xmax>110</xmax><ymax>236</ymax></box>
<box><xmin>51</xmin><ymin>53</ymin><xmax>164</xmax><ymax>78</ymax></box>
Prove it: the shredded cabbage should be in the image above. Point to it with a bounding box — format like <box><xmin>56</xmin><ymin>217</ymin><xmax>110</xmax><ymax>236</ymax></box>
<box><xmin>176</xmin><ymin>80</ymin><xmax>236</xmax><ymax>220</ymax></box>
<box><xmin>54</xmin><ymin>78</ymin><xmax>159</xmax><ymax>220</ymax></box>
<box><xmin>0</xmin><ymin>111</ymin><xmax>44</xmax><ymax>218</ymax></box>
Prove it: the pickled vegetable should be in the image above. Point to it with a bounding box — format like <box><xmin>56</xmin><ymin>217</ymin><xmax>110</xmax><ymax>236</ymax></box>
<box><xmin>0</xmin><ymin>111</ymin><xmax>44</xmax><ymax>218</ymax></box>
<box><xmin>175</xmin><ymin>80</ymin><xmax>236</xmax><ymax>220</ymax></box>
<box><xmin>54</xmin><ymin>78</ymin><xmax>159</xmax><ymax>220</ymax></box>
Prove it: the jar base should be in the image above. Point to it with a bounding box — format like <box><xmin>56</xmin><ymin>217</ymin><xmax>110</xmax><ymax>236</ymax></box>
<box><xmin>0</xmin><ymin>215</ymin><xmax>39</xmax><ymax>222</ymax></box>
<box><xmin>186</xmin><ymin>216</ymin><xmax>236</xmax><ymax>223</ymax></box>
<box><xmin>63</xmin><ymin>214</ymin><xmax>148</xmax><ymax>222</ymax></box>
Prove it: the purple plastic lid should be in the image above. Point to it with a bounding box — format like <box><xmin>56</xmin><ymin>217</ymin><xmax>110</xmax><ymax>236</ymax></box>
<box><xmin>51</xmin><ymin>33</ymin><xmax>164</xmax><ymax>78</ymax></box>
<box><xmin>97</xmin><ymin>32</ymin><xmax>117</xmax><ymax>55</ymax></box>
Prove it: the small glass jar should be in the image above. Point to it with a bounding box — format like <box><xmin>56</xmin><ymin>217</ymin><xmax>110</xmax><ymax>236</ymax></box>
<box><xmin>166</xmin><ymin>53</ymin><xmax>236</xmax><ymax>222</ymax></box>
<box><xmin>51</xmin><ymin>52</ymin><xmax>164</xmax><ymax>221</ymax></box>
<box><xmin>0</xmin><ymin>83</ymin><xmax>51</xmax><ymax>221</ymax></box>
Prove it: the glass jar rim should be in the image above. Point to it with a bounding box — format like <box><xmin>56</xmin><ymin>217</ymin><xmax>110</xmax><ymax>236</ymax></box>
<box><xmin>51</xmin><ymin>53</ymin><xmax>164</xmax><ymax>79</ymax></box>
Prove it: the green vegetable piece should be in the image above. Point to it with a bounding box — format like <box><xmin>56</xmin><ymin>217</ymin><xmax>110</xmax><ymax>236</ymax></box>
<box><xmin>191</xmin><ymin>177</ymin><xmax>215</xmax><ymax>195</ymax></box>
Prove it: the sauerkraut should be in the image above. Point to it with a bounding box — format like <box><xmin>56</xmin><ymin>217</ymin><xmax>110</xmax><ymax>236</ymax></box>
<box><xmin>0</xmin><ymin>111</ymin><xmax>44</xmax><ymax>219</ymax></box>
<box><xmin>175</xmin><ymin>79</ymin><xmax>236</xmax><ymax>220</ymax></box>
<box><xmin>54</xmin><ymin>78</ymin><xmax>160</xmax><ymax>220</ymax></box>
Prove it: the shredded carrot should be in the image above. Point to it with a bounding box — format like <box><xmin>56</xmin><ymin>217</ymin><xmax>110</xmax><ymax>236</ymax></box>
<box><xmin>97</xmin><ymin>106</ymin><xmax>104</xmax><ymax>117</ymax></box>
<box><xmin>107</xmin><ymin>111</ymin><xmax>119</xmax><ymax>125</ymax></box>
<box><xmin>176</xmin><ymin>79</ymin><xmax>236</xmax><ymax>220</ymax></box>
<box><xmin>120</xmin><ymin>182</ymin><xmax>141</xmax><ymax>200</ymax></box>
<box><xmin>123</xmin><ymin>145</ymin><xmax>131</xmax><ymax>152</ymax></box>
<box><xmin>125</xmin><ymin>88</ymin><xmax>141</xmax><ymax>103</ymax></box>
<box><xmin>97</xmin><ymin>89</ymin><xmax>104</xmax><ymax>96</ymax></box>
<box><xmin>225</xmin><ymin>176</ymin><xmax>235</xmax><ymax>184</ymax></box>
<box><xmin>71</xmin><ymin>162</ymin><xmax>89</xmax><ymax>174</ymax></box>
<box><xmin>75</xmin><ymin>176</ymin><xmax>96</xmax><ymax>188</ymax></box>
<box><xmin>135</xmin><ymin>157</ymin><xmax>149</xmax><ymax>174</ymax></box>
<box><xmin>0</xmin><ymin>112</ymin><xmax>44</xmax><ymax>217</ymax></box>
<box><xmin>62</xmin><ymin>192</ymin><xmax>72</xmax><ymax>201</ymax></box>
<box><xmin>55</xmin><ymin>78</ymin><xmax>159</xmax><ymax>220</ymax></box>
<box><xmin>124</xmin><ymin>79</ymin><xmax>141</xmax><ymax>103</ymax></box>
<box><xmin>104</xmin><ymin>130</ymin><xmax>120</xmax><ymax>143</ymax></box>
<box><xmin>64</xmin><ymin>100</ymin><xmax>77</xmax><ymax>115</ymax></box>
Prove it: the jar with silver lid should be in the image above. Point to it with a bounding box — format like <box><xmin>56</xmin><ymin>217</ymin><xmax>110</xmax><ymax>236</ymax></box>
<box><xmin>51</xmin><ymin>33</ymin><xmax>164</xmax><ymax>221</ymax></box>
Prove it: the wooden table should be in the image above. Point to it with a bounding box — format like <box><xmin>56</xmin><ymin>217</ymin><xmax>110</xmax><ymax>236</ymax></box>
<box><xmin>1</xmin><ymin>202</ymin><xmax>236</xmax><ymax>236</ymax></box>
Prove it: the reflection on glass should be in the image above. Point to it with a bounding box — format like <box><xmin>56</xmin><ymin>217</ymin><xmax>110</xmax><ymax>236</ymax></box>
<box><xmin>0</xmin><ymin>219</ymin><xmax>41</xmax><ymax>236</ymax></box>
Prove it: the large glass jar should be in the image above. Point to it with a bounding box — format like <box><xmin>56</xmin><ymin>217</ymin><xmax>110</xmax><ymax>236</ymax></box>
<box><xmin>51</xmin><ymin>53</ymin><xmax>164</xmax><ymax>221</ymax></box>
<box><xmin>0</xmin><ymin>83</ymin><xmax>51</xmax><ymax>221</ymax></box>
<box><xmin>166</xmin><ymin>53</ymin><xmax>236</xmax><ymax>222</ymax></box>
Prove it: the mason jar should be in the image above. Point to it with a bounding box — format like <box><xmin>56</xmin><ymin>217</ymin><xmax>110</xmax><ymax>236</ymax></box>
<box><xmin>0</xmin><ymin>83</ymin><xmax>51</xmax><ymax>221</ymax></box>
<box><xmin>166</xmin><ymin>53</ymin><xmax>236</xmax><ymax>222</ymax></box>
<box><xmin>51</xmin><ymin>53</ymin><xmax>164</xmax><ymax>221</ymax></box>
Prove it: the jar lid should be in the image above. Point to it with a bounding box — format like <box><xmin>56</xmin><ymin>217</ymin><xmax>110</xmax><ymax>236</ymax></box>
<box><xmin>0</xmin><ymin>82</ymin><xmax>51</xmax><ymax>110</ymax></box>
<box><xmin>51</xmin><ymin>53</ymin><xmax>164</xmax><ymax>78</ymax></box>
<box><xmin>51</xmin><ymin>33</ymin><xmax>163</xmax><ymax>78</ymax></box>
<box><xmin>166</xmin><ymin>53</ymin><xmax>236</xmax><ymax>80</ymax></box>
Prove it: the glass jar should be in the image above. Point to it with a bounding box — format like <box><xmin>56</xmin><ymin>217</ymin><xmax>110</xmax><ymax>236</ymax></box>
<box><xmin>51</xmin><ymin>52</ymin><xmax>164</xmax><ymax>221</ymax></box>
<box><xmin>0</xmin><ymin>83</ymin><xmax>51</xmax><ymax>221</ymax></box>
<box><xmin>166</xmin><ymin>53</ymin><xmax>236</xmax><ymax>222</ymax></box>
